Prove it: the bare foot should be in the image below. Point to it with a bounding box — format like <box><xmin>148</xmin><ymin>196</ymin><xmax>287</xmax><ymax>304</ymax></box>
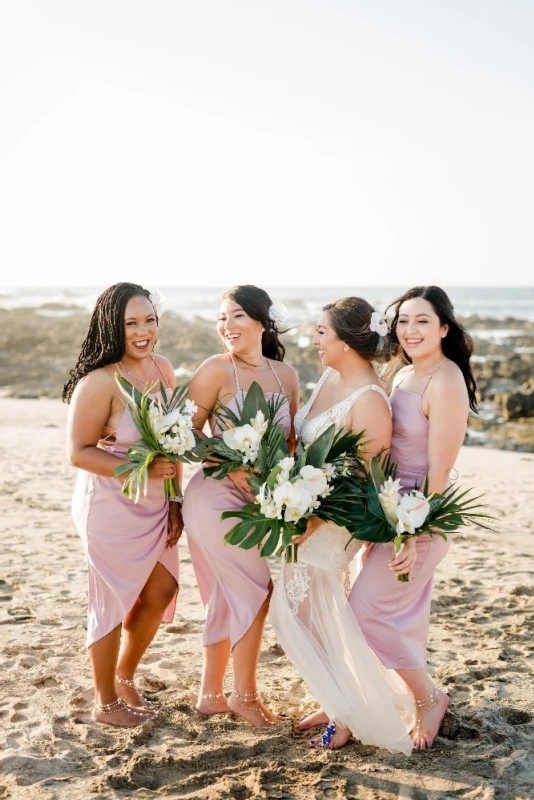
<box><xmin>92</xmin><ymin>699</ymin><xmax>153</xmax><ymax>728</ymax></box>
<box><xmin>195</xmin><ymin>694</ymin><xmax>230</xmax><ymax>716</ymax></box>
<box><xmin>227</xmin><ymin>691</ymin><xmax>286</xmax><ymax>728</ymax></box>
<box><xmin>310</xmin><ymin>724</ymin><xmax>352</xmax><ymax>750</ymax></box>
<box><xmin>298</xmin><ymin>709</ymin><xmax>329</xmax><ymax>731</ymax></box>
<box><xmin>115</xmin><ymin>678</ymin><xmax>158</xmax><ymax>714</ymax></box>
<box><xmin>412</xmin><ymin>689</ymin><xmax>449</xmax><ymax>749</ymax></box>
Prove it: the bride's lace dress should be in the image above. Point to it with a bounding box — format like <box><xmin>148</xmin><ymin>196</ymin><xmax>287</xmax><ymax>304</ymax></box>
<box><xmin>269</xmin><ymin>368</ymin><xmax>415</xmax><ymax>754</ymax></box>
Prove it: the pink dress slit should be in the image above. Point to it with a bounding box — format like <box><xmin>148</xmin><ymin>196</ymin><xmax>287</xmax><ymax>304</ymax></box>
<box><xmin>72</xmin><ymin>400</ymin><xmax>179</xmax><ymax>648</ymax></box>
<box><xmin>183</xmin><ymin>360</ymin><xmax>291</xmax><ymax>649</ymax></box>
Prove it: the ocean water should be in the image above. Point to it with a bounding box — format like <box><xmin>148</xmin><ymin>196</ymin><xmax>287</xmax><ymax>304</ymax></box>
<box><xmin>0</xmin><ymin>285</ymin><xmax>533</xmax><ymax>322</ymax></box>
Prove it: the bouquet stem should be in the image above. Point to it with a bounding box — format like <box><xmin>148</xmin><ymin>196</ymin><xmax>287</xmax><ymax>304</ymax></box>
<box><xmin>285</xmin><ymin>543</ymin><xmax>299</xmax><ymax>564</ymax></box>
<box><xmin>393</xmin><ymin>535</ymin><xmax>409</xmax><ymax>583</ymax></box>
<box><xmin>164</xmin><ymin>477</ymin><xmax>182</xmax><ymax>500</ymax></box>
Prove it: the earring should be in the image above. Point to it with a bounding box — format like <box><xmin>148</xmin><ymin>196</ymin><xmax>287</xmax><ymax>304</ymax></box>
<box><xmin>343</xmin><ymin>345</ymin><xmax>349</xmax><ymax>352</ymax></box>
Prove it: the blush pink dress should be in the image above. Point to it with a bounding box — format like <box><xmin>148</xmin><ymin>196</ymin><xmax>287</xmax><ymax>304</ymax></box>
<box><xmin>183</xmin><ymin>359</ymin><xmax>291</xmax><ymax>649</ymax></box>
<box><xmin>350</xmin><ymin>364</ymin><xmax>452</xmax><ymax>670</ymax></box>
<box><xmin>72</xmin><ymin>383</ymin><xmax>179</xmax><ymax>648</ymax></box>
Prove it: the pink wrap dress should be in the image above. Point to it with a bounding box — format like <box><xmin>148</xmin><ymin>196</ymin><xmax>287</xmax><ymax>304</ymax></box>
<box><xmin>72</xmin><ymin>389</ymin><xmax>179</xmax><ymax>648</ymax></box>
<box><xmin>183</xmin><ymin>360</ymin><xmax>291</xmax><ymax>649</ymax></box>
<box><xmin>350</xmin><ymin>366</ymin><xmax>451</xmax><ymax>670</ymax></box>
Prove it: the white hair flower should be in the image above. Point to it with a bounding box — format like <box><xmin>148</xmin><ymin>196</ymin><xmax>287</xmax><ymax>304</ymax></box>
<box><xmin>369</xmin><ymin>311</ymin><xmax>390</xmax><ymax>338</ymax></box>
<box><xmin>149</xmin><ymin>290</ymin><xmax>165</xmax><ymax>316</ymax></box>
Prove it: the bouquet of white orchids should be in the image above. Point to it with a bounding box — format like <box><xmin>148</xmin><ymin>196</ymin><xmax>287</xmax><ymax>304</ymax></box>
<box><xmin>114</xmin><ymin>375</ymin><xmax>200</xmax><ymax>502</ymax></box>
<box><xmin>223</xmin><ymin>423</ymin><xmax>366</xmax><ymax>562</ymax></box>
<box><xmin>349</xmin><ymin>456</ymin><xmax>496</xmax><ymax>582</ymax></box>
<box><xmin>193</xmin><ymin>381</ymin><xmax>289</xmax><ymax>484</ymax></box>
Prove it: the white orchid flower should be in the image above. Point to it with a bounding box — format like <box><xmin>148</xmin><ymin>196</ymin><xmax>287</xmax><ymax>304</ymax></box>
<box><xmin>297</xmin><ymin>465</ymin><xmax>328</xmax><ymax>497</ymax></box>
<box><xmin>398</xmin><ymin>492</ymin><xmax>430</xmax><ymax>529</ymax></box>
<box><xmin>395</xmin><ymin>507</ymin><xmax>416</xmax><ymax>535</ymax></box>
<box><xmin>369</xmin><ymin>311</ymin><xmax>390</xmax><ymax>337</ymax></box>
<box><xmin>184</xmin><ymin>399</ymin><xmax>197</xmax><ymax>416</ymax></box>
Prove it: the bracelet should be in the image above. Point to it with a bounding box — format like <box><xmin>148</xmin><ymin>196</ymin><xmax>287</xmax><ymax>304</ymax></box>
<box><xmin>169</xmin><ymin>496</ymin><xmax>183</xmax><ymax>505</ymax></box>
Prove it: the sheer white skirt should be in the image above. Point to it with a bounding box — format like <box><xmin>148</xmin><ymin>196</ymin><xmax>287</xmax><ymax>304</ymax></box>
<box><xmin>269</xmin><ymin>523</ymin><xmax>415</xmax><ymax>755</ymax></box>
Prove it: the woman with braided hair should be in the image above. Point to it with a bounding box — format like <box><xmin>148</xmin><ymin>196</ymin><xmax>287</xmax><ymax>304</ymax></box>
<box><xmin>65</xmin><ymin>282</ymin><xmax>181</xmax><ymax>728</ymax></box>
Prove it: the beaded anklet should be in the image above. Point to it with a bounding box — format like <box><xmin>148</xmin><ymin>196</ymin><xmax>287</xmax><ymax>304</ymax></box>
<box><xmin>232</xmin><ymin>688</ymin><xmax>277</xmax><ymax>726</ymax></box>
<box><xmin>116</xmin><ymin>675</ymin><xmax>159</xmax><ymax>708</ymax></box>
<box><xmin>94</xmin><ymin>697</ymin><xmax>149</xmax><ymax>718</ymax></box>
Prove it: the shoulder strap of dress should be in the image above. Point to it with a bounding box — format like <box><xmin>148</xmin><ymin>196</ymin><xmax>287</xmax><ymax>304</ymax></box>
<box><xmin>345</xmin><ymin>384</ymin><xmax>392</xmax><ymax>416</ymax></box>
<box><xmin>229</xmin><ymin>355</ymin><xmax>241</xmax><ymax>392</ymax></box>
<box><xmin>394</xmin><ymin>366</ymin><xmax>412</xmax><ymax>389</ymax></box>
<box><xmin>152</xmin><ymin>355</ymin><xmax>171</xmax><ymax>389</ymax></box>
<box><xmin>267</xmin><ymin>360</ymin><xmax>284</xmax><ymax>392</ymax></box>
<box><xmin>421</xmin><ymin>359</ymin><xmax>447</xmax><ymax>399</ymax></box>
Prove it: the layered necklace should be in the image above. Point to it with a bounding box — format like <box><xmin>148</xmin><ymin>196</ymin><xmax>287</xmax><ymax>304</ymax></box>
<box><xmin>232</xmin><ymin>353</ymin><xmax>267</xmax><ymax>371</ymax></box>
<box><xmin>117</xmin><ymin>354</ymin><xmax>154</xmax><ymax>388</ymax></box>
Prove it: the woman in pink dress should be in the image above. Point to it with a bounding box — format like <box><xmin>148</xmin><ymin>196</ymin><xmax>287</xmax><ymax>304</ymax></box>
<box><xmin>64</xmin><ymin>283</ymin><xmax>182</xmax><ymax>728</ymax></box>
<box><xmin>182</xmin><ymin>285</ymin><xmax>299</xmax><ymax>726</ymax></box>
<box><xmin>350</xmin><ymin>285</ymin><xmax>477</xmax><ymax>749</ymax></box>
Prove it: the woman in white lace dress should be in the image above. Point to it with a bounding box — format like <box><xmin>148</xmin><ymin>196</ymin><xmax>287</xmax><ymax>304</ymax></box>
<box><xmin>269</xmin><ymin>297</ymin><xmax>415</xmax><ymax>753</ymax></box>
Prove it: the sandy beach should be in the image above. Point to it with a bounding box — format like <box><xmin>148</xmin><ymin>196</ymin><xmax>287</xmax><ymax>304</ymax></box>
<box><xmin>1</xmin><ymin>397</ymin><xmax>533</xmax><ymax>800</ymax></box>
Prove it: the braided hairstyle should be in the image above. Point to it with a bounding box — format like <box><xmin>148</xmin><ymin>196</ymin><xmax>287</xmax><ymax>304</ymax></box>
<box><xmin>62</xmin><ymin>282</ymin><xmax>156</xmax><ymax>403</ymax></box>
<box><xmin>222</xmin><ymin>285</ymin><xmax>286</xmax><ymax>361</ymax></box>
<box><xmin>386</xmin><ymin>285</ymin><xmax>478</xmax><ymax>412</ymax></box>
<box><xmin>323</xmin><ymin>297</ymin><xmax>392</xmax><ymax>363</ymax></box>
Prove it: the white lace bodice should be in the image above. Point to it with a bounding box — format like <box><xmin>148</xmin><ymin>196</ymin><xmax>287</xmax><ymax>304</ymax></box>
<box><xmin>295</xmin><ymin>368</ymin><xmax>392</xmax><ymax>447</ymax></box>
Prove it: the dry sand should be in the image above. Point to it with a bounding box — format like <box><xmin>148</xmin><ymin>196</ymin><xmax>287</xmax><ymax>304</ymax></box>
<box><xmin>0</xmin><ymin>398</ymin><xmax>533</xmax><ymax>800</ymax></box>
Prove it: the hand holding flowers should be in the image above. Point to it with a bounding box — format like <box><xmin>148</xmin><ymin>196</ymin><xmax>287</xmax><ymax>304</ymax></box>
<box><xmin>349</xmin><ymin>456</ymin><xmax>497</xmax><ymax>582</ymax></box>
<box><xmin>114</xmin><ymin>376</ymin><xmax>200</xmax><ymax>502</ymax></box>
<box><xmin>193</xmin><ymin>381</ymin><xmax>289</xmax><ymax>489</ymax></box>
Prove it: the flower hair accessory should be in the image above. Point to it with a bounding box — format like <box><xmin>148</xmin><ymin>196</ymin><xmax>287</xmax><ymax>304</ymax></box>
<box><xmin>149</xmin><ymin>290</ymin><xmax>165</xmax><ymax>316</ymax></box>
<box><xmin>369</xmin><ymin>311</ymin><xmax>391</xmax><ymax>337</ymax></box>
<box><xmin>268</xmin><ymin>302</ymin><xmax>302</xmax><ymax>331</ymax></box>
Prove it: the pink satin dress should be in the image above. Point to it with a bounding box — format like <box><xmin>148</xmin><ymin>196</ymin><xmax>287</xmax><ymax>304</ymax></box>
<box><xmin>350</xmin><ymin>365</ymin><xmax>451</xmax><ymax>670</ymax></box>
<box><xmin>183</xmin><ymin>359</ymin><xmax>291</xmax><ymax>649</ymax></box>
<box><xmin>72</xmin><ymin>387</ymin><xmax>179</xmax><ymax>648</ymax></box>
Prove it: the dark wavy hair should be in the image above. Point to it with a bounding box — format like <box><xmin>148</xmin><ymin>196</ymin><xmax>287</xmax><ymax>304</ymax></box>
<box><xmin>323</xmin><ymin>296</ymin><xmax>392</xmax><ymax>363</ymax></box>
<box><xmin>222</xmin><ymin>285</ymin><xmax>286</xmax><ymax>361</ymax></box>
<box><xmin>62</xmin><ymin>282</ymin><xmax>156</xmax><ymax>403</ymax></box>
<box><xmin>386</xmin><ymin>285</ymin><xmax>478</xmax><ymax>412</ymax></box>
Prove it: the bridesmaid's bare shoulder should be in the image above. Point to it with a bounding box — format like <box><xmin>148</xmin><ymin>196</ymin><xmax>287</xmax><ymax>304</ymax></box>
<box><xmin>430</xmin><ymin>360</ymin><xmax>468</xmax><ymax>397</ymax></box>
<box><xmin>192</xmin><ymin>353</ymin><xmax>234</xmax><ymax>380</ymax></box>
<box><xmin>152</xmin><ymin>353</ymin><xmax>175</xmax><ymax>385</ymax></box>
<box><xmin>269</xmin><ymin>360</ymin><xmax>299</xmax><ymax>391</ymax></box>
<box><xmin>392</xmin><ymin>364</ymin><xmax>411</xmax><ymax>387</ymax></box>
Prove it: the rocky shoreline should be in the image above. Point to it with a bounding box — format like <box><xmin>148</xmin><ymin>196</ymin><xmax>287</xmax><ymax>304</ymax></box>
<box><xmin>1</xmin><ymin>307</ymin><xmax>533</xmax><ymax>451</ymax></box>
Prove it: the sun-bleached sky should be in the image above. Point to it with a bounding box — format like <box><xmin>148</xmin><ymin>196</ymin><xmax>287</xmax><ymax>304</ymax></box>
<box><xmin>0</xmin><ymin>1</ymin><xmax>532</xmax><ymax>288</ymax></box>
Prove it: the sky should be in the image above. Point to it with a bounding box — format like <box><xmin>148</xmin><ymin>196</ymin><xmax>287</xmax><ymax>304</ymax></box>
<box><xmin>0</xmin><ymin>1</ymin><xmax>533</xmax><ymax>288</ymax></box>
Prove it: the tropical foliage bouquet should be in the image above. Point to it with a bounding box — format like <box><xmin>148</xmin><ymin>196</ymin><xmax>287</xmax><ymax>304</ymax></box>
<box><xmin>114</xmin><ymin>376</ymin><xmax>200</xmax><ymax>502</ymax></box>
<box><xmin>222</xmin><ymin>423</ymin><xmax>366</xmax><ymax>562</ymax></box>
<box><xmin>193</xmin><ymin>381</ymin><xmax>289</xmax><ymax>485</ymax></box>
<box><xmin>348</xmin><ymin>456</ymin><xmax>496</xmax><ymax>581</ymax></box>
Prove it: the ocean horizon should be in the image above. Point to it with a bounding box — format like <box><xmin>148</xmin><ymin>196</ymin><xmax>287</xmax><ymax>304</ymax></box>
<box><xmin>1</xmin><ymin>285</ymin><xmax>534</xmax><ymax>322</ymax></box>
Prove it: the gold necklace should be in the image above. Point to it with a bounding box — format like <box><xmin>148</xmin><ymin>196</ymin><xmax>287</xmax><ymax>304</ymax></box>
<box><xmin>118</xmin><ymin>355</ymin><xmax>153</xmax><ymax>387</ymax></box>
<box><xmin>233</xmin><ymin>353</ymin><xmax>267</xmax><ymax>370</ymax></box>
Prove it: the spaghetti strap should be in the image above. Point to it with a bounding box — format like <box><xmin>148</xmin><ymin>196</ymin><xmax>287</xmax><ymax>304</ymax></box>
<box><xmin>421</xmin><ymin>359</ymin><xmax>447</xmax><ymax>399</ymax></box>
<box><xmin>268</xmin><ymin>360</ymin><xmax>284</xmax><ymax>392</ymax></box>
<box><xmin>229</xmin><ymin>355</ymin><xmax>241</xmax><ymax>393</ymax></box>
<box><xmin>152</xmin><ymin>355</ymin><xmax>171</xmax><ymax>389</ymax></box>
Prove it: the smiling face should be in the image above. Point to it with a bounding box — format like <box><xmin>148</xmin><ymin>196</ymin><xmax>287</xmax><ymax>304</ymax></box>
<box><xmin>217</xmin><ymin>297</ymin><xmax>264</xmax><ymax>355</ymax></box>
<box><xmin>395</xmin><ymin>297</ymin><xmax>448</xmax><ymax>360</ymax></box>
<box><xmin>311</xmin><ymin>311</ymin><xmax>346</xmax><ymax>367</ymax></box>
<box><xmin>123</xmin><ymin>295</ymin><xmax>158</xmax><ymax>361</ymax></box>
